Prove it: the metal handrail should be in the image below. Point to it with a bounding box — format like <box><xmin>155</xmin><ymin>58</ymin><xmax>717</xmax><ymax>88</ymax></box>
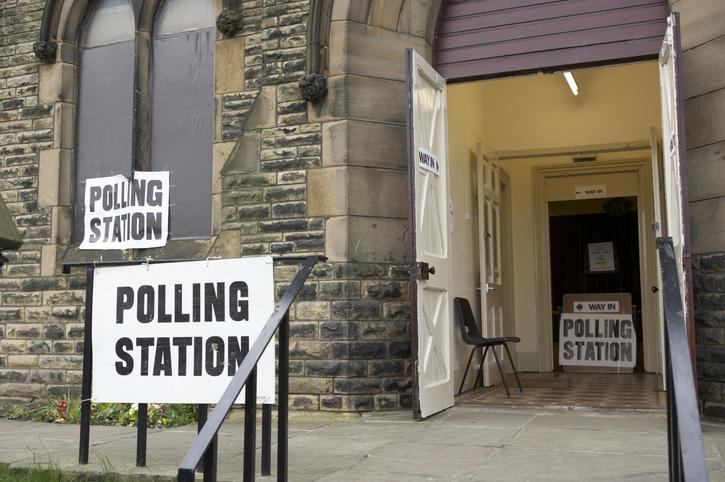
<box><xmin>657</xmin><ymin>237</ymin><xmax>708</xmax><ymax>481</ymax></box>
<box><xmin>177</xmin><ymin>255</ymin><xmax>324</xmax><ymax>482</ymax></box>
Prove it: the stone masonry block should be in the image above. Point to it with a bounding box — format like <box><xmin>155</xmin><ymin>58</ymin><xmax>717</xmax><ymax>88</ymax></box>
<box><xmin>320</xmin><ymin>320</ymin><xmax>358</xmax><ymax>340</ymax></box>
<box><xmin>320</xmin><ymin>394</ymin><xmax>374</xmax><ymax>411</ymax></box>
<box><xmin>0</xmin><ymin>383</ymin><xmax>45</xmax><ymax>398</ymax></box>
<box><xmin>289</xmin><ymin>322</ymin><xmax>317</xmax><ymax>339</ymax></box>
<box><xmin>28</xmin><ymin>341</ymin><xmax>52</xmax><ymax>354</ymax></box>
<box><xmin>29</xmin><ymin>369</ymin><xmax>65</xmax><ymax>384</ymax></box>
<box><xmin>308</xmin><ymin>167</ymin><xmax>346</xmax><ymax>216</ymax></box>
<box><xmin>331</xmin><ymin>300</ymin><xmax>382</xmax><ymax>320</ymax></box>
<box><xmin>359</xmin><ymin>320</ymin><xmax>408</xmax><ymax>340</ymax></box>
<box><xmin>0</xmin><ymin>369</ymin><xmax>28</xmax><ymax>382</ymax></box>
<box><xmin>364</xmin><ymin>281</ymin><xmax>404</xmax><ymax>299</ymax></box>
<box><xmin>295</xmin><ymin>301</ymin><xmax>330</xmax><ymax>320</ymax></box>
<box><xmin>38</xmin><ymin>355</ymin><xmax>82</xmax><ymax>369</ymax></box>
<box><xmin>0</xmin><ymin>340</ymin><xmax>27</xmax><ymax>353</ymax></box>
<box><xmin>38</xmin><ymin>148</ymin><xmax>72</xmax><ymax>207</ymax></box>
<box><xmin>215</xmin><ymin>37</ymin><xmax>245</xmax><ymax>94</ymax></box>
<box><xmin>7</xmin><ymin>355</ymin><xmax>38</xmax><ymax>368</ymax></box>
<box><xmin>368</xmin><ymin>359</ymin><xmax>406</xmax><ymax>377</ymax></box>
<box><xmin>333</xmin><ymin>378</ymin><xmax>381</xmax><ymax>394</ymax></box>
<box><xmin>289</xmin><ymin>395</ymin><xmax>319</xmax><ymax>410</ymax></box>
<box><xmin>305</xmin><ymin>360</ymin><xmax>366</xmax><ymax>377</ymax></box>
<box><xmin>389</xmin><ymin>340</ymin><xmax>411</xmax><ymax>358</ymax></box>
<box><xmin>382</xmin><ymin>377</ymin><xmax>412</xmax><ymax>393</ymax></box>
<box><xmin>289</xmin><ymin>340</ymin><xmax>330</xmax><ymax>359</ymax></box>
<box><xmin>347</xmin><ymin>168</ymin><xmax>406</xmax><ymax>219</ymax></box>
<box><xmin>317</xmin><ymin>280</ymin><xmax>361</xmax><ymax>300</ymax></box>
<box><xmin>289</xmin><ymin>377</ymin><xmax>333</xmax><ymax>394</ymax></box>
<box><xmin>374</xmin><ymin>394</ymin><xmax>399</xmax><ymax>410</ymax></box>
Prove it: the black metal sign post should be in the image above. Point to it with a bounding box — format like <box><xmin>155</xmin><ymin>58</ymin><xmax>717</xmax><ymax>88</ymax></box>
<box><xmin>76</xmin><ymin>261</ymin><xmax>153</xmax><ymax>467</ymax></box>
<box><xmin>70</xmin><ymin>257</ymin><xmax>278</xmax><ymax>471</ymax></box>
<box><xmin>78</xmin><ymin>266</ymin><xmax>93</xmax><ymax>465</ymax></box>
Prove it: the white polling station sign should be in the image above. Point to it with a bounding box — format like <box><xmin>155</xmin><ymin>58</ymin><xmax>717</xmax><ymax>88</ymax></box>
<box><xmin>91</xmin><ymin>257</ymin><xmax>275</xmax><ymax>404</ymax></box>
<box><xmin>80</xmin><ymin>171</ymin><xmax>169</xmax><ymax>250</ymax></box>
<box><xmin>559</xmin><ymin>313</ymin><xmax>636</xmax><ymax>368</ymax></box>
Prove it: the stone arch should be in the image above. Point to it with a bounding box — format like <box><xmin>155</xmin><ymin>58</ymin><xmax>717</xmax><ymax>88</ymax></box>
<box><xmin>330</xmin><ymin>0</ymin><xmax>444</xmax><ymax>46</ymax></box>
<box><xmin>303</xmin><ymin>0</ymin><xmax>445</xmax><ymax>264</ymax></box>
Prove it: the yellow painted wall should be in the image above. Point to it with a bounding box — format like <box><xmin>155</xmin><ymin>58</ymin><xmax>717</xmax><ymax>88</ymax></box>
<box><xmin>447</xmin><ymin>92</ymin><xmax>488</xmax><ymax>387</ymax></box>
<box><xmin>447</xmin><ymin>61</ymin><xmax>661</xmax><ymax>373</ymax></box>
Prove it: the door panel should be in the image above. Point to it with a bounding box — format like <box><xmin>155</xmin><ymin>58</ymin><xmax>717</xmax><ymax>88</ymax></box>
<box><xmin>479</xmin><ymin>155</ymin><xmax>506</xmax><ymax>382</ymax></box>
<box><xmin>408</xmin><ymin>49</ymin><xmax>454</xmax><ymax>419</ymax></box>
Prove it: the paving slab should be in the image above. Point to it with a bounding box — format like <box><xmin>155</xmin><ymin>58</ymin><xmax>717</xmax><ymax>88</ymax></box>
<box><xmin>0</xmin><ymin>406</ymin><xmax>721</xmax><ymax>481</ymax></box>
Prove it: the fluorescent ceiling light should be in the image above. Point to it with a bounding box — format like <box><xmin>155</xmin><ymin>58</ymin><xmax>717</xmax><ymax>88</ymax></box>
<box><xmin>563</xmin><ymin>71</ymin><xmax>579</xmax><ymax>96</ymax></box>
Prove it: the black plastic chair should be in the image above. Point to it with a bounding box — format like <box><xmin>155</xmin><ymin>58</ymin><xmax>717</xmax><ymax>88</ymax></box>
<box><xmin>455</xmin><ymin>297</ymin><xmax>523</xmax><ymax>398</ymax></box>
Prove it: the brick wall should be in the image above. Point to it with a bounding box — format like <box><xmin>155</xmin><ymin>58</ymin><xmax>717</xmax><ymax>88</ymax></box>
<box><xmin>0</xmin><ymin>0</ymin><xmax>87</xmax><ymax>401</ymax></box>
<box><xmin>0</xmin><ymin>0</ymin><xmax>414</xmax><ymax>410</ymax></box>
<box><xmin>221</xmin><ymin>0</ymin><xmax>412</xmax><ymax>410</ymax></box>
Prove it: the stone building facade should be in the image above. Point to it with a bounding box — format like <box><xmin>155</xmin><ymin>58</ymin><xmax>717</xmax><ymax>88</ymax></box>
<box><xmin>0</xmin><ymin>0</ymin><xmax>724</xmax><ymax>417</ymax></box>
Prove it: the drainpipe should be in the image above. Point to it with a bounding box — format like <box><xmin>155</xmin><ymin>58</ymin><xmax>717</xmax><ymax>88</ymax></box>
<box><xmin>299</xmin><ymin>0</ymin><xmax>328</xmax><ymax>102</ymax></box>
<box><xmin>33</xmin><ymin>0</ymin><xmax>59</xmax><ymax>63</ymax></box>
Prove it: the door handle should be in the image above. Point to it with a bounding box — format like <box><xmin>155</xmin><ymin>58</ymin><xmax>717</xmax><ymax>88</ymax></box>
<box><xmin>420</xmin><ymin>262</ymin><xmax>435</xmax><ymax>280</ymax></box>
<box><xmin>652</xmin><ymin>286</ymin><xmax>659</xmax><ymax>293</ymax></box>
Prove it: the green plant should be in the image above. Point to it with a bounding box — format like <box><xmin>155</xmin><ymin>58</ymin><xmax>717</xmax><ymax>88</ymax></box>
<box><xmin>0</xmin><ymin>398</ymin><xmax>197</xmax><ymax>428</ymax></box>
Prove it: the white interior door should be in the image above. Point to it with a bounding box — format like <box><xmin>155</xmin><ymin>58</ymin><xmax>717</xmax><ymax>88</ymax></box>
<box><xmin>408</xmin><ymin>49</ymin><xmax>454</xmax><ymax>418</ymax></box>
<box><xmin>478</xmin><ymin>155</ymin><xmax>505</xmax><ymax>382</ymax></box>
<box><xmin>658</xmin><ymin>14</ymin><xmax>688</xmax><ymax>315</ymax></box>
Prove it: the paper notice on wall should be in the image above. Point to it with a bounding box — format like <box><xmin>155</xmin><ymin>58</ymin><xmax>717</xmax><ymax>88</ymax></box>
<box><xmin>573</xmin><ymin>301</ymin><xmax>620</xmax><ymax>313</ymax></box>
<box><xmin>80</xmin><ymin>171</ymin><xmax>169</xmax><ymax>250</ymax></box>
<box><xmin>587</xmin><ymin>241</ymin><xmax>616</xmax><ymax>272</ymax></box>
<box><xmin>575</xmin><ymin>184</ymin><xmax>607</xmax><ymax>199</ymax></box>
<box><xmin>418</xmin><ymin>146</ymin><xmax>440</xmax><ymax>176</ymax></box>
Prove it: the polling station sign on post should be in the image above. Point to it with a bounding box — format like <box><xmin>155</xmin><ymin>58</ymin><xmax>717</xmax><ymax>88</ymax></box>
<box><xmin>91</xmin><ymin>257</ymin><xmax>275</xmax><ymax>404</ymax></box>
<box><xmin>80</xmin><ymin>171</ymin><xmax>169</xmax><ymax>250</ymax></box>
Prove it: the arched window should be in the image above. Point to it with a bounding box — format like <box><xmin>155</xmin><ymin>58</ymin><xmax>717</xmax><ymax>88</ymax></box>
<box><xmin>151</xmin><ymin>0</ymin><xmax>215</xmax><ymax>239</ymax></box>
<box><xmin>74</xmin><ymin>0</ymin><xmax>135</xmax><ymax>242</ymax></box>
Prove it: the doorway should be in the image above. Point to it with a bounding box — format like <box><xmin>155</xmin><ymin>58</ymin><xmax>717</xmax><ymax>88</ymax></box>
<box><xmin>548</xmin><ymin>196</ymin><xmax>643</xmax><ymax>372</ymax></box>
<box><xmin>409</xmin><ymin>15</ymin><xmax>687</xmax><ymax>419</ymax></box>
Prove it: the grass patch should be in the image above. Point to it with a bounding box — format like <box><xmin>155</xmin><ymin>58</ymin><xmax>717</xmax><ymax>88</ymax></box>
<box><xmin>0</xmin><ymin>465</ymin><xmax>121</xmax><ymax>481</ymax></box>
<box><xmin>0</xmin><ymin>398</ymin><xmax>196</xmax><ymax>428</ymax></box>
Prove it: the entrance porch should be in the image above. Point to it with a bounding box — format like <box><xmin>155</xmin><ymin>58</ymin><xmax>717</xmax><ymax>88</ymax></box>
<box><xmin>457</xmin><ymin>372</ymin><xmax>665</xmax><ymax>410</ymax></box>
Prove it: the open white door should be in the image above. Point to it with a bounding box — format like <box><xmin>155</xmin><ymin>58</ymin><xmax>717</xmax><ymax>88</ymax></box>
<box><xmin>407</xmin><ymin>49</ymin><xmax>454</xmax><ymax>418</ymax></box>
<box><xmin>657</xmin><ymin>12</ymin><xmax>695</xmax><ymax>370</ymax></box>
<box><xmin>658</xmin><ymin>14</ymin><xmax>687</xmax><ymax>294</ymax></box>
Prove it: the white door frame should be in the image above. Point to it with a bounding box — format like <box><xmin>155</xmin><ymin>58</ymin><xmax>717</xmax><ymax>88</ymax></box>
<box><xmin>532</xmin><ymin>158</ymin><xmax>662</xmax><ymax>373</ymax></box>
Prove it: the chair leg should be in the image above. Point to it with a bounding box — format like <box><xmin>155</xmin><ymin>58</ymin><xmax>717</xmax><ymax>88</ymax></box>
<box><xmin>503</xmin><ymin>343</ymin><xmax>523</xmax><ymax>393</ymax></box>
<box><xmin>476</xmin><ymin>346</ymin><xmax>489</xmax><ymax>389</ymax></box>
<box><xmin>458</xmin><ymin>347</ymin><xmax>477</xmax><ymax>395</ymax></box>
<box><xmin>491</xmin><ymin>346</ymin><xmax>511</xmax><ymax>398</ymax></box>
